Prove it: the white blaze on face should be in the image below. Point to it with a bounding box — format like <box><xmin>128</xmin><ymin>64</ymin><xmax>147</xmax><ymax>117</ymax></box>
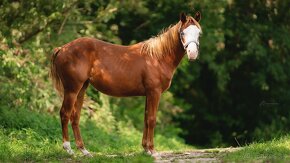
<box><xmin>182</xmin><ymin>25</ymin><xmax>201</xmax><ymax>60</ymax></box>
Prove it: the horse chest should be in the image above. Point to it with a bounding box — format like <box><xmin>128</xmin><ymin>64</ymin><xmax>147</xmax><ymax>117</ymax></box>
<box><xmin>158</xmin><ymin>64</ymin><xmax>175</xmax><ymax>92</ymax></box>
<box><xmin>160</xmin><ymin>74</ymin><xmax>173</xmax><ymax>92</ymax></box>
<box><xmin>144</xmin><ymin>69</ymin><xmax>174</xmax><ymax>92</ymax></box>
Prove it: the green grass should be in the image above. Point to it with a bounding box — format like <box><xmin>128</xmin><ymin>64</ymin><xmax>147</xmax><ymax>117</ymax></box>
<box><xmin>0</xmin><ymin>107</ymin><xmax>191</xmax><ymax>162</ymax></box>
<box><xmin>222</xmin><ymin>136</ymin><xmax>290</xmax><ymax>162</ymax></box>
<box><xmin>3</xmin><ymin>107</ymin><xmax>290</xmax><ymax>162</ymax></box>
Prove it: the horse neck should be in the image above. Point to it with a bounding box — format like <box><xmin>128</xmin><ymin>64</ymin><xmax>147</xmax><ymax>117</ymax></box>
<box><xmin>141</xmin><ymin>22</ymin><xmax>185</xmax><ymax>70</ymax></box>
<box><xmin>161</xmin><ymin>23</ymin><xmax>185</xmax><ymax>69</ymax></box>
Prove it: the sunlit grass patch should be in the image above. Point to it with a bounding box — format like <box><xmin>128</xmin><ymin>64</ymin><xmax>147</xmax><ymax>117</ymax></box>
<box><xmin>0</xmin><ymin>128</ymin><xmax>69</xmax><ymax>162</ymax></box>
<box><xmin>0</xmin><ymin>127</ymin><xmax>155</xmax><ymax>162</ymax></box>
<box><xmin>0</xmin><ymin>107</ymin><xmax>190</xmax><ymax>162</ymax></box>
<box><xmin>222</xmin><ymin>136</ymin><xmax>290</xmax><ymax>162</ymax></box>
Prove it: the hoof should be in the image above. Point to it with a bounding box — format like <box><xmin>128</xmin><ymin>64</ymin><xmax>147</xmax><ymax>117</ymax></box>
<box><xmin>79</xmin><ymin>148</ymin><xmax>93</xmax><ymax>157</ymax></box>
<box><xmin>63</xmin><ymin>141</ymin><xmax>74</xmax><ymax>155</ymax></box>
<box><xmin>84</xmin><ymin>152</ymin><xmax>93</xmax><ymax>157</ymax></box>
<box><xmin>144</xmin><ymin>149</ymin><xmax>160</xmax><ymax>158</ymax></box>
<box><xmin>152</xmin><ymin>152</ymin><xmax>160</xmax><ymax>158</ymax></box>
<box><xmin>65</xmin><ymin>148</ymin><xmax>75</xmax><ymax>155</ymax></box>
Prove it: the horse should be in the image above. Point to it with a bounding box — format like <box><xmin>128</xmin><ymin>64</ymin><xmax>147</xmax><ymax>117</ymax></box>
<box><xmin>50</xmin><ymin>12</ymin><xmax>202</xmax><ymax>157</ymax></box>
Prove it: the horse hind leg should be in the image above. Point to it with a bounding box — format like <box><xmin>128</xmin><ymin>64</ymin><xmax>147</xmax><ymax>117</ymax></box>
<box><xmin>60</xmin><ymin>88</ymin><xmax>80</xmax><ymax>155</ymax></box>
<box><xmin>70</xmin><ymin>80</ymin><xmax>92</xmax><ymax>157</ymax></box>
<box><xmin>60</xmin><ymin>77</ymin><xmax>86</xmax><ymax>155</ymax></box>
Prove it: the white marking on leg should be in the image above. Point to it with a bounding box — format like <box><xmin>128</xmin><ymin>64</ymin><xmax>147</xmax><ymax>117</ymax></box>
<box><xmin>152</xmin><ymin>152</ymin><xmax>160</xmax><ymax>159</ymax></box>
<box><xmin>80</xmin><ymin>148</ymin><xmax>93</xmax><ymax>157</ymax></box>
<box><xmin>144</xmin><ymin>149</ymin><xmax>160</xmax><ymax>158</ymax></box>
<box><xmin>63</xmin><ymin>141</ymin><xmax>74</xmax><ymax>155</ymax></box>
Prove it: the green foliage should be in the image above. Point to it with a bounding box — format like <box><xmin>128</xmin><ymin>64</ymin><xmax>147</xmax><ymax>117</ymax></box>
<box><xmin>170</xmin><ymin>0</ymin><xmax>290</xmax><ymax>146</ymax></box>
<box><xmin>109</xmin><ymin>92</ymin><xmax>184</xmax><ymax>138</ymax></box>
<box><xmin>0</xmin><ymin>44</ymin><xmax>57</xmax><ymax>112</ymax></box>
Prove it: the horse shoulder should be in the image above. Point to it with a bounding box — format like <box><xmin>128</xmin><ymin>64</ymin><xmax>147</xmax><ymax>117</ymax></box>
<box><xmin>142</xmin><ymin>58</ymin><xmax>173</xmax><ymax>92</ymax></box>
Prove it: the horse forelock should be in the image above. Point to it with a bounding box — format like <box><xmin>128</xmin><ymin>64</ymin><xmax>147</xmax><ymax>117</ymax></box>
<box><xmin>141</xmin><ymin>22</ymin><xmax>182</xmax><ymax>59</ymax></box>
<box><xmin>188</xmin><ymin>16</ymin><xmax>202</xmax><ymax>31</ymax></box>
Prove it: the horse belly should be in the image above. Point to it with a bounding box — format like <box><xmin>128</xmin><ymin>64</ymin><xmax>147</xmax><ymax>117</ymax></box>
<box><xmin>89</xmin><ymin>73</ymin><xmax>145</xmax><ymax>97</ymax></box>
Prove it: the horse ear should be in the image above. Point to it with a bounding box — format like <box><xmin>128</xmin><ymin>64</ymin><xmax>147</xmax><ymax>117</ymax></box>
<box><xmin>180</xmin><ymin>12</ymin><xmax>187</xmax><ymax>23</ymax></box>
<box><xmin>194</xmin><ymin>11</ymin><xmax>201</xmax><ymax>22</ymax></box>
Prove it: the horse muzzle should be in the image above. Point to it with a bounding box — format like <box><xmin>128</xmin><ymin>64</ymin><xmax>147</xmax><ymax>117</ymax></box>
<box><xmin>187</xmin><ymin>51</ymin><xmax>198</xmax><ymax>61</ymax></box>
<box><xmin>186</xmin><ymin>42</ymin><xmax>199</xmax><ymax>61</ymax></box>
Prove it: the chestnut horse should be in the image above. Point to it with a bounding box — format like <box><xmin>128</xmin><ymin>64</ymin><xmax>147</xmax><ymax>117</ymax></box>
<box><xmin>50</xmin><ymin>12</ymin><xmax>202</xmax><ymax>157</ymax></box>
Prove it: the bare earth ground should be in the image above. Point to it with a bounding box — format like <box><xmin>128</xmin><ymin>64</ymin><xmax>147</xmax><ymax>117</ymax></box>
<box><xmin>155</xmin><ymin>147</ymin><xmax>240</xmax><ymax>163</ymax></box>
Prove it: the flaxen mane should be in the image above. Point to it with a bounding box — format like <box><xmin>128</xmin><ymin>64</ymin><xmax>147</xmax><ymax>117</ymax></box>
<box><xmin>141</xmin><ymin>17</ymin><xmax>201</xmax><ymax>59</ymax></box>
<box><xmin>141</xmin><ymin>22</ymin><xmax>182</xmax><ymax>59</ymax></box>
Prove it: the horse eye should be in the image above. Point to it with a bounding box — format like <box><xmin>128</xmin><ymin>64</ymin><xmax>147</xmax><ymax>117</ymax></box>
<box><xmin>181</xmin><ymin>32</ymin><xmax>184</xmax><ymax>36</ymax></box>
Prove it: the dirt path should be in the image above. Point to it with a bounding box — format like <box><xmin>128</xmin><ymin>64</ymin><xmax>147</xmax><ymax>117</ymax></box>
<box><xmin>155</xmin><ymin>147</ymin><xmax>240</xmax><ymax>163</ymax></box>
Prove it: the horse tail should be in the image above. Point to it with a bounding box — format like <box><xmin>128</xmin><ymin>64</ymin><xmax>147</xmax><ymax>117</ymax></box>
<box><xmin>50</xmin><ymin>47</ymin><xmax>63</xmax><ymax>97</ymax></box>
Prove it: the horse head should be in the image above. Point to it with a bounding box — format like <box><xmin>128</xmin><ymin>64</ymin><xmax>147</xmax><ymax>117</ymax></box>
<box><xmin>179</xmin><ymin>12</ymin><xmax>202</xmax><ymax>61</ymax></box>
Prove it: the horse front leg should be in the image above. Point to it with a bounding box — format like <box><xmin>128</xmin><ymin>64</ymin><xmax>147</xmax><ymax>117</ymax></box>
<box><xmin>142</xmin><ymin>89</ymin><xmax>161</xmax><ymax>155</ymax></box>
<box><xmin>142</xmin><ymin>98</ymin><xmax>148</xmax><ymax>151</ymax></box>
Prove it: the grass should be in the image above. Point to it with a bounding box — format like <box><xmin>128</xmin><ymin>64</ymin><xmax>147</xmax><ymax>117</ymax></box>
<box><xmin>0</xmin><ymin>107</ymin><xmax>191</xmax><ymax>162</ymax></box>
<box><xmin>222</xmin><ymin>136</ymin><xmax>290</xmax><ymax>162</ymax></box>
<box><xmin>2</xmin><ymin>108</ymin><xmax>290</xmax><ymax>163</ymax></box>
<box><xmin>2</xmin><ymin>107</ymin><xmax>290</xmax><ymax>162</ymax></box>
